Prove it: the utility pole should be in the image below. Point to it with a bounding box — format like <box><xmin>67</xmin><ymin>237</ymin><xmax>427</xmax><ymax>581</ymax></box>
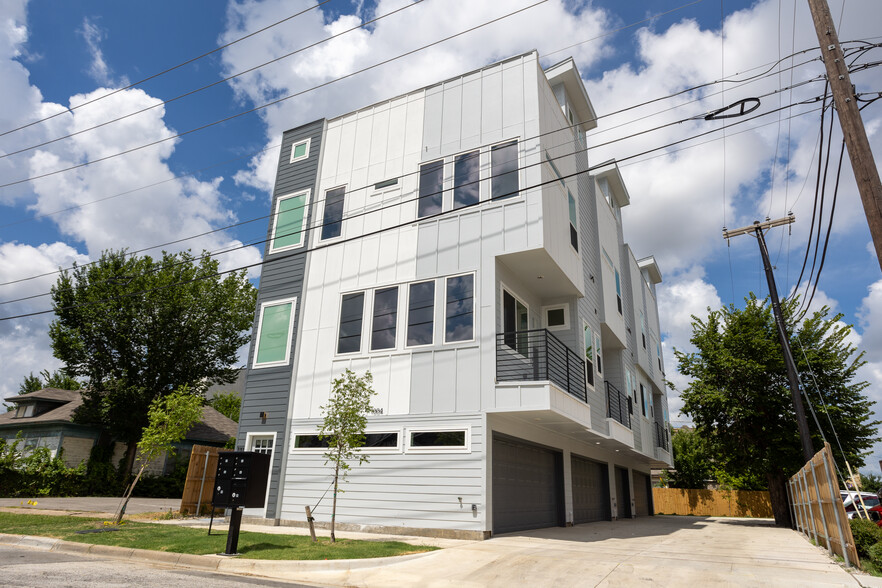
<box><xmin>724</xmin><ymin>216</ymin><xmax>815</xmax><ymax>462</ymax></box>
<box><xmin>807</xmin><ymin>0</ymin><xmax>882</xmax><ymax>272</ymax></box>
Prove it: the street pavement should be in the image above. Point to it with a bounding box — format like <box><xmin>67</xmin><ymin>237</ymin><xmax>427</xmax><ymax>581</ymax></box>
<box><xmin>2</xmin><ymin>497</ymin><xmax>882</xmax><ymax>587</ymax></box>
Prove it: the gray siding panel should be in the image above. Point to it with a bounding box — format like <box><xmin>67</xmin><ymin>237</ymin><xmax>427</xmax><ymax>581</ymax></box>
<box><xmin>237</xmin><ymin>119</ymin><xmax>325</xmax><ymax>519</ymax></box>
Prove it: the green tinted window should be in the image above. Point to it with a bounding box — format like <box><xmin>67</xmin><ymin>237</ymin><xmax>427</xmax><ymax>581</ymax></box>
<box><xmin>273</xmin><ymin>193</ymin><xmax>307</xmax><ymax>250</ymax></box>
<box><xmin>256</xmin><ymin>302</ymin><xmax>293</xmax><ymax>365</ymax></box>
<box><xmin>291</xmin><ymin>141</ymin><xmax>308</xmax><ymax>161</ymax></box>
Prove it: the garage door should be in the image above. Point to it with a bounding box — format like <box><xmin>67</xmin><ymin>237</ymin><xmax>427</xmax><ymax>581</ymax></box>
<box><xmin>633</xmin><ymin>471</ymin><xmax>652</xmax><ymax>517</ymax></box>
<box><xmin>492</xmin><ymin>435</ymin><xmax>564</xmax><ymax>534</ymax></box>
<box><xmin>571</xmin><ymin>455</ymin><xmax>609</xmax><ymax>524</ymax></box>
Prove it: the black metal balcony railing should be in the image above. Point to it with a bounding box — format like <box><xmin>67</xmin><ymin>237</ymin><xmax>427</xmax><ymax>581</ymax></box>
<box><xmin>655</xmin><ymin>421</ymin><xmax>669</xmax><ymax>451</ymax></box>
<box><xmin>606</xmin><ymin>381</ymin><xmax>631</xmax><ymax>429</ymax></box>
<box><xmin>496</xmin><ymin>329</ymin><xmax>587</xmax><ymax>403</ymax></box>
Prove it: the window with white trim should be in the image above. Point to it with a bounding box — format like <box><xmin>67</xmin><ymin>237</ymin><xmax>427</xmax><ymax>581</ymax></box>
<box><xmin>250</xmin><ymin>435</ymin><xmax>274</xmax><ymax>454</ymax></box>
<box><xmin>289</xmin><ymin>138</ymin><xmax>310</xmax><ymax>163</ymax></box>
<box><xmin>543</xmin><ymin>304</ymin><xmax>569</xmax><ymax>331</ymax></box>
<box><xmin>253</xmin><ymin>298</ymin><xmax>296</xmax><ymax>368</ymax></box>
<box><xmin>583</xmin><ymin>321</ymin><xmax>595</xmax><ymax>387</ymax></box>
<box><xmin>491</xmin><ymin>140</ymin><xmax>519</xmax><ymax>200</ymax></box>
<box><xmin>321</xmin><ymin>186</ymin><xmax>345</xmax><ymax>240</ymax></box>
<box><xmin>337</xmin><ymin>292</ymin><xmax>364</xmax><ymax>354</ymax></box>
<box><xmin>406</xmin><ymin>281</ymin><xmax>435</xmax><ymax>347</ymax></box>
<box><xmin>595</xmin><ymin>332</ymin><xmax>603</xmax><ymax>374</ymax></box>
<box><xmin>270</xmin><ymin>190</ymin><xmax>309</xmax><ymax>252</ymax></box>
<box><xmin>453</xmin><ymin>150</ymin><xmax>480</xmax><ymax>209</ymax></box>
<box><xmin>502</xmin><ymin>288</ymin><xmax>528</xmax><ymax>354</ymax></box>
<box><xmin>371</xmin><ymin>286</ymin><xmax>398</xmax><ymax>351</ymax></box>
<box><xmin>418</xmin><ymin>160</ymin><xmax>443</xmax><ymax>218</ymax></box>
<box><xmin>406</xmin><ymin>428</ymin><xmax>469</xmax><ymax>453</ymax></box>
<box><xmin>293</xmin><ymin>432</ymin><xmax>399</xmax><ymax>452</ymax></box>
<box><xmin>445</xmin><ymin>274</ymin><xmax>474</xmax><ymax>343</ymax></box>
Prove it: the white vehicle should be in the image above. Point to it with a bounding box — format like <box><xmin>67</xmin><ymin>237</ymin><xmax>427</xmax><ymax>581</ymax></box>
<box><xmin>842</xmin><ymin>491</ymin><xmax>880</xmax><ymax>519</ymax></box>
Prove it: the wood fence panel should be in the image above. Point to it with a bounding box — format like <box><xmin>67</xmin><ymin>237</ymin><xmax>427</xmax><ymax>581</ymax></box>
<box><xmin>652</xmin><ymin>488</ymin><xmax>773</xmax><ymax>518</ymax></box>
<box><xmin>788</xmin><ymin>442</ymin><xmax>859</xmax><ymax>568</ymax></box>
<box><xmin>180</xmin><ymin>445</ymin><xmax>230</xmax><ymax>515</ymax></box>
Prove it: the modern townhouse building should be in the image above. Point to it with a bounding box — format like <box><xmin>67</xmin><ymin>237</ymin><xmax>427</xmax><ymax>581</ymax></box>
<box><xmin>236</xmin><ymin>51</ymin><xmax>673</xmax><ymax>539</ymax></box>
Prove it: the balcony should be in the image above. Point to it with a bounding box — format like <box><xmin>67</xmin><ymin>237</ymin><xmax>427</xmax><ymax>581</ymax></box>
<box><xmin>496</xmin><ymin>329</ymin><xmax>587</xmax><ymax>403</ymax></box>
<box><xmin>655</xmin><ymin>421</ymin><xmax>669</xmax><ymax>451</ymax></box>
<box><xmin>606</xmin><ymin>381</ymin><xmax>631</xmax><ymax>429</ymax></box>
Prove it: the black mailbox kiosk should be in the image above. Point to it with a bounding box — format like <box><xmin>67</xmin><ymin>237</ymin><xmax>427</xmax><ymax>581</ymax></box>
<box><xmin>211</xmin><ymin>451</ymin><xmax>271</xmax><ymax>555</ymax></box>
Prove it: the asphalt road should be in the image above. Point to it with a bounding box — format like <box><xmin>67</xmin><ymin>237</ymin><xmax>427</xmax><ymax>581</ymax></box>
<box><xmin>0</xmin><ymin>546</ymin><xmax>320</xmax><ymax>588</ymax></box>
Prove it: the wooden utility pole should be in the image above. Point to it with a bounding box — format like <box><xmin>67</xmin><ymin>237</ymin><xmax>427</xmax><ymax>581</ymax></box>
<box><xmin>724</xmin><ymin>216</ymin><xmax>815</xmax><ymax>462</ymax></box>
<box><xmin>807</xmin><ymin>0</ymin><xmax>882</xmax><ymax>272</ymax></box>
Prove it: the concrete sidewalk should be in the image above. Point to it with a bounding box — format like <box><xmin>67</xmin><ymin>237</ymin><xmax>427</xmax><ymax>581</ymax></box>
<box><xmin>2</xmin><ymin>499</ymin><xmax>880</xmax><ymax>587</ymax></box>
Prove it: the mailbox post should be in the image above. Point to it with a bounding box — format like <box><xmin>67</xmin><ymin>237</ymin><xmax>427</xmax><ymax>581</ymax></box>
<box><xmin>211</xmin><ymin>451</ymin><xmax>271</xmax><ymax>555</ymax></box>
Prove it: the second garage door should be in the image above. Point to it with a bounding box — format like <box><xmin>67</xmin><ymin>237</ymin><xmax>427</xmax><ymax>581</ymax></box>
<box><xmin>633</xmin><ymin>471</ymin><xmax>652</xmax><ymax>516</ymax></box>
<box><xmin>492</xmin><ymin>434</ymin><xmax>564</xmax><ymax>534</ymax></box>
<box><xmin>571</xmin><ymin>455</ymin><xmax>609</xmax><ymax>524</ymax></box>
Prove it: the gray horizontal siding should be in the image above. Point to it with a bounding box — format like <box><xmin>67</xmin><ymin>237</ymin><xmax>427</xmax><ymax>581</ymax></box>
<box><xmin>238</xmin><ymin>118</ymin><xmax>325</xmax><ymax>519</ymax></box>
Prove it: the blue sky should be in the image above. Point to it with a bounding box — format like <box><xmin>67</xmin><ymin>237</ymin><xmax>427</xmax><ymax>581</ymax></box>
<box><xmin>2</xmin><ymin>0</ymin><xmax>881</xmax><ymax>472</ymax></box>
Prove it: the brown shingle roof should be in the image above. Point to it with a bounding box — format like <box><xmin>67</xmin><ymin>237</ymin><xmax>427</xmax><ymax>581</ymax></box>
<box><xmin>4</xmin><ymin>387</ymin><xmax>81</xmax><ymax>404</ymax></box>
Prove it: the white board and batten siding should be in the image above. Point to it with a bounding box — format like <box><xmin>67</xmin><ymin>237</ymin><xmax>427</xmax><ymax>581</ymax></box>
<box><xmin>280</xmin><ymin>414</ymin><xmax>486</xmax><ymax>532</ymax></box>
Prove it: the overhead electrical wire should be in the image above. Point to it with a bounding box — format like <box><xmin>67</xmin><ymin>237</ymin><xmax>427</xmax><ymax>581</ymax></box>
<box><xmin>0</xmin><ymin>0</ymin><xmax>550</xmax><ymax>190</ymax></box>
<box><xmin>0</xmin><ymin>92</ymin><xmax>828</xmax><ymax>318</ymax></box>
<box><xmin>0</xmin><ymin>1</ymin><xmax>331</xmax><ymax>138</ymax></box>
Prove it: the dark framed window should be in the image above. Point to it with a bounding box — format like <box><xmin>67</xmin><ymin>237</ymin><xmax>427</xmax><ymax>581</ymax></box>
<box><xmin>418</xmin><ymin>160</ymin><xmax>443</xmax><ymax>218</ymax></box>
<box><xmin>371</xmin><ymin>286</ymin><xmax>398</xmax><ymax>351</ymax></box>
<box><xmin>453</xmin><ymin>150</ymin><xmax>480</xmax><ymax>209</ymax></box>
<box><xmin>294</xmin><ymin>432</ymin><xmax>398</xmax><ymax>449</ymax></box>
<box><xmin>337</xmin><ymin>292</ymin><xmax>364</xmax><ymax>353</ymax></box>
<box><xmin>322</xmin><ymin>187</ymin><xmax>345</xmax><ymax>240</ymax></box>
<box><xmin>568</xmin><ymin>191</ymin><xmax>578</xmax><ymax>251</ymax></box>
<box><xmin>640</xmin><ymin>384</ymin><xmax>647</xmax><ymax>417</ymax></box>
<box><xmin>491</xmin><ymin>140</ymin><xmax>519</xmax><ymax>200</ymax></box>
<box><xmin>615</xmin><ymin>269</ymin><xmax>622</xmax><ymax>315</ymax></box>
<box><xmin>583</xmin><ymin>322</ymin><xmax>594</xmax><ymax>387</ymax></box>
<box><xmin>502</xmin><ymin>290</ymin><xmax>528</xmax><ymax>354</ymax></box>
<box><xmin>445</xmin><ymin>274</ymin><xmax>474</xmax><ymax>342</ymax></box>
<box><xmin>409</xmin><ymin>430</ymin><xmax>466</xmax><ymax>449</ymax></box>
<box><xmin>407</xmin><ymin>281</ymin><xmax>435</xmax><ymax>346</ymax></box>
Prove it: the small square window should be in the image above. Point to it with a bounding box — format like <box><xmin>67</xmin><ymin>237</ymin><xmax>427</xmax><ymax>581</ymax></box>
<box><xmin>290</xmin><ymin>138</ymin><xmax>310</xmax><ymax>163</ymax></box>
<box><xmin>543</xmin><ymin>304</ymin><xmax>569</xmax><ymax>331</ymax></box>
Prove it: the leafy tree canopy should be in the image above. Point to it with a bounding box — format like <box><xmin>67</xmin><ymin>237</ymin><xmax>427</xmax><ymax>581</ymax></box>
<box><xmin>18</xmin><ymin>369</ymin><xmax>82</xmax><ymax>395</ymax></box>
<box><xmin>664</xmin><ymin>427</ymin><xmax>714</xmax><ymax>489</ymax></box>
<box><xmin>675</xmin><ymin>294</ymin><xmax>879</xmax><ymax>525</ymax></box>
<box><xmin>49</xmin><ymin>249</ymin><xmax>256</xmax><ymax>475</ymax></box>
<box><xmin>208</xmin><ymin>391</ymin><xmax>241</xmax><ymax>423</ymax></box>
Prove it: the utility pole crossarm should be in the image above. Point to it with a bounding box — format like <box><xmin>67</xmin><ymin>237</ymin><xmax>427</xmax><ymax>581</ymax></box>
<box><xmin>723</xmin><ymin>214</ymin><xmax>795</xmax><ymax>240</ymax></box>
<box><xmin>807</xmin><ymin>0</ymin><xmax>882</xmax><ymax>272</ymax></box>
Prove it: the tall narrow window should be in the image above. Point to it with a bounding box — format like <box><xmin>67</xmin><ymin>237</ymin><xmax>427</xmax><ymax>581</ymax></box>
<box><xmin>615</xmin><ymin>269</ymin><xmax>622</xmax><ymax>315</ymax></box>
<box><xmin>322</xmin><ymin>187</ymin><xmax>345</xmax><ymax>240</ymax></box>
<box><xmin>270</xmin><ymin>191</ymin><xmax>308</xmax><ymax>252</ymax></box>
<box><xmin>445</xmin><ymin>274</ymin><xmax>474</xmax><ymax>342</ymax></box>
<box><xmin>568</xmin><ymin>190</ymin><xmax>578</xmax><ymax>251</ymax></box>
<box><xmin>640</xmin><ymin>311</ymin><xmax>646</xmax><ymax>349</ymax></box>
<box><xmin>491</xmin><ymin>140</ymin><xmax>519</xmax><ymax>200</ymax></box>
<box><xmin>594</xmin><ymin>332</ymin><xmax>603</xmax><ymax>374</ymax></box>
<box><xmin>502</xmin><ymin>290</ymin><xmax>528</xmax><ymax>354</ymax></box>
<box><xmin>598</xmin><ymin>176</ymin><xmax>613</xmax><ymax>208</ymax></box>
<box><xmin>453</xmin><ymin>150</ymin><xmax>480</xmax><ymax>209</ymax></box>
<box><xmin>583</xmin><ymin>322</ymin><xmax>595</xmax><ymax>387</ymax></box>
<box><xmin>371</xmin><ymin>286</ymin><xmax>398</xmax><ymax>351</ymax></box>
<box><xmin>418</xmin><ymin>160</ymin><xmax>443</xmax><ymax>218</ymax></box>
<box><xmin>640</xmin><ymin>383</ymin><xmax>647</xmax><ymax>417</ymax></box>
<box><xmin>657</xmin><ymin>341</ymin><xmax>662</xmax><ymax>371</ymax></box>
<box><xmin>337</xmin><ymin>292</ymin><xmax>364</xmax><ymax>353</ymax></box>
<box><xmin>253</xmin><ymin>299</ymin><xmax>296</xmax><ymax>368</ymax></box>
<box><xmin>407</xmin><ymin>281</ymin><xmax>435</xmax><ymax>346</ymax></box>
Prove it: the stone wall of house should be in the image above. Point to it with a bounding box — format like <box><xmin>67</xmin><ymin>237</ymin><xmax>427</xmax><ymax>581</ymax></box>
<box><xmin>60</xmin><ymin>436</ymin><xmax>95</xmax><ymax>468</ymax></box>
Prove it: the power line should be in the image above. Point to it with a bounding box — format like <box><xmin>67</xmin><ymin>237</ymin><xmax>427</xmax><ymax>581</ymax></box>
<box><xmin>0</xmin><ymin>92</ymin><xmax>827</xmax><ymax>319</ymax></box>
<box><xmin>0</xmin><ymin>1</ymin><xmax>330</xmax><ymax>138</ymax></box>
<box><xmin>0</xmin><ymin>0</ymin><xmax>549</xmax><ymax>191</ymax></box>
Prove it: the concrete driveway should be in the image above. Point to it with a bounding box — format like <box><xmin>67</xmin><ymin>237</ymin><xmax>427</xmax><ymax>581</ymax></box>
<box><xmin>281</xmin><ymin>516</ymin><xmax>874</xmax><ymax>587</ymax></box>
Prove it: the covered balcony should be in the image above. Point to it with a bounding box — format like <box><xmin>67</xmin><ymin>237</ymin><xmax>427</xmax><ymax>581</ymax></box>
<box><xmin>495</xmin><ymin>329</ymin><xmax>587</xmax><ymax>403</ymax></box>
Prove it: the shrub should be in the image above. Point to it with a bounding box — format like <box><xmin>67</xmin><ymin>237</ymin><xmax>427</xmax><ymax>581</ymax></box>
<box><xmin>869</xmin><ymin>542</ymin><xmax>882</xmax><ymax>570</ymax></box>
<box><xmin>850</xmin><ymin>518</ymin><xmax>882</xmax><ymax>559</ymax></box>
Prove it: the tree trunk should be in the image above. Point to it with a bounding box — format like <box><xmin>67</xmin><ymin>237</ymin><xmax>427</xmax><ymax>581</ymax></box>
<box><xmin>114</xmin><ymin>462</ymin><xmax>148</xmax><ymax>524</ymax></box>
<box><xmin>331</xmin><ymin>459</ymin><xmax>340</xmax><ymax>543</ymax></box>
<box><xmin>767</xmin><ymin>469</ymin><xmax>792</xmax><ymax>527</ymax></box>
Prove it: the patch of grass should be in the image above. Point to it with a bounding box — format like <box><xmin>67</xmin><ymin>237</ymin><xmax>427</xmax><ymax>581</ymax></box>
<box><xmin>0</xmin><ymin>512</ymin><xmax>436</xmax><ymax>560</ymax></box>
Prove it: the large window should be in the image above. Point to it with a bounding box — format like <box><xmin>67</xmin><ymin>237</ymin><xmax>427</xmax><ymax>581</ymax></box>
<box><xmin>445</xmin><ymin>274</ymin><xmax>474</xmax><ymax>343</ymax></box>
<box><xmin>322</xmin><ymin>186</ymin><xmax>345</xmax><ymax>240</ymax></box>
<box><xmin>337</xmin><ymin>292</ymin><xmax>364</xmax><ymax>354</ymax></box>
<box><xmin>491</xmin><ymin>140</ymin><xmax>519</xmax><ymax>200</ymax></box>
<box><xmin>418</xmin><ymin>160</ymin><xmax>443</xmax><ymax>218</ymax></box>
<box><xmin>568</xmin><ymin>190</ymin><xmax>578</xmax><ymax>251</ymax></box>
<box><xmin>253</xmin><ymin>298</ymin><xmax>296</xmax><ymax>368</ymax></box>
<box><xmin>371</xmin><ymin>286</ymin><xmax>399</xmax><ymax>351</ymax></box>
<box><xmin>270</xmin><ymin>190</ymin><xmax>308</xmax><ymax>252</ymax></box>
<box><xmin>406</xmin><ymin>281</ymin><xmax>435</xmax><ymax>346</ymax></box>
<box><xmin>453</xmin><ymin>150</ymin><xmax>480</xmax><ymax>209</ymax></box>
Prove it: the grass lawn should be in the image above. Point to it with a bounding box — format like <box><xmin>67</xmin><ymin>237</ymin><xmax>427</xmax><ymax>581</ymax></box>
<box><xmin>0</xmin><ymin>512</ymin><xmax>437</xmax><ymax>560</ymax></box>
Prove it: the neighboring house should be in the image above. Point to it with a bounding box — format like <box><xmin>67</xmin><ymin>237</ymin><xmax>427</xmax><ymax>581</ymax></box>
<box><xmin>0</xmin><ymin>388</ymin><xmax>236</xmax><ymax>473</ymax></box>
<box><xmin>205</xmin><ymin>368</ymin><xmax>247</xmax><ymax>401</ymax></box>
<box><xmin>236</xmin><ymin>51</ymin><xmax>673</xmax><ymax>539</ymax></box>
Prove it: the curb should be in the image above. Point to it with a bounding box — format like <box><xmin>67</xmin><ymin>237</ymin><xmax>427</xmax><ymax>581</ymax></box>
<box><xmin>0</xmin><ymin>532</ymin><xmax>437</xmax><ymax>579</ymax></box>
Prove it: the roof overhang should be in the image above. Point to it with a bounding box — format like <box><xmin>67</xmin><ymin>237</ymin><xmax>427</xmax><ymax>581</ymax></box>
<box><xmin>544</xmin><ymin>58</ymin><xmax>598</xmax><ymax>132</ymax></box>
<box><xmin>638</xmin><ymin>256</ymin><xmax>663</xmax><ymax>284</ymax></box>
<box><xmin>593</xmin><ymin>160</ymin><xmax>630</xmax><ymax>208</ymax></box>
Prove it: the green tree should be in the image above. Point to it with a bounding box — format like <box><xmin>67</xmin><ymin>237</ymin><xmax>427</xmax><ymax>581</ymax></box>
<box><xmin>18</xmin><ymin>369</ymin><xmax>81</xmax><ymax>395</ymax></box>
<box><xmin>665</xmin><ymin>427</ymin><xmax>714</xmax><ymax>489</ymax></box>
<box><xmin>49</xmin><ymin>249</ymin><xmax>256</xmax><ymax>478</ymax></box>
<box><xmin>675</xmin><ymin>295</ymin><xmax>879</xmax><ymax>527</ymax></box>
<box><xmin>208</xmin><ymin>391</ymin><xmax>241</xmax><ymax>423</ymax></box>
<box><xmin>318</xmin><ymin>369</ymin><xmax>375</xmax><ymax>542</ymax></box>
<box><xmin>859</xmin><ymin>471</ymin><xmax>882</xmax><ymax>495</ymax></box>
<box><xmin>114</xmin><ymin>386</ymin><xmax>203</xmax><ymax>524</ymax></box>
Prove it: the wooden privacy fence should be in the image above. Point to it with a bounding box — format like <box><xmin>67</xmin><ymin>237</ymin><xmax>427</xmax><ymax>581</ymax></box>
<box><xmin>653</xmin><ymin>488</ymin><xmax>773</xmax><ymax>518</ymax></box>
<box><xmin>180</xmin><ymin>444</ymin><xmax>230</xmax><ymax>515</ymax></box>
<box><xmin>788</xmin><ymin>442</ymin><xmax>859</xmax><ymax>568</ymax></box>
